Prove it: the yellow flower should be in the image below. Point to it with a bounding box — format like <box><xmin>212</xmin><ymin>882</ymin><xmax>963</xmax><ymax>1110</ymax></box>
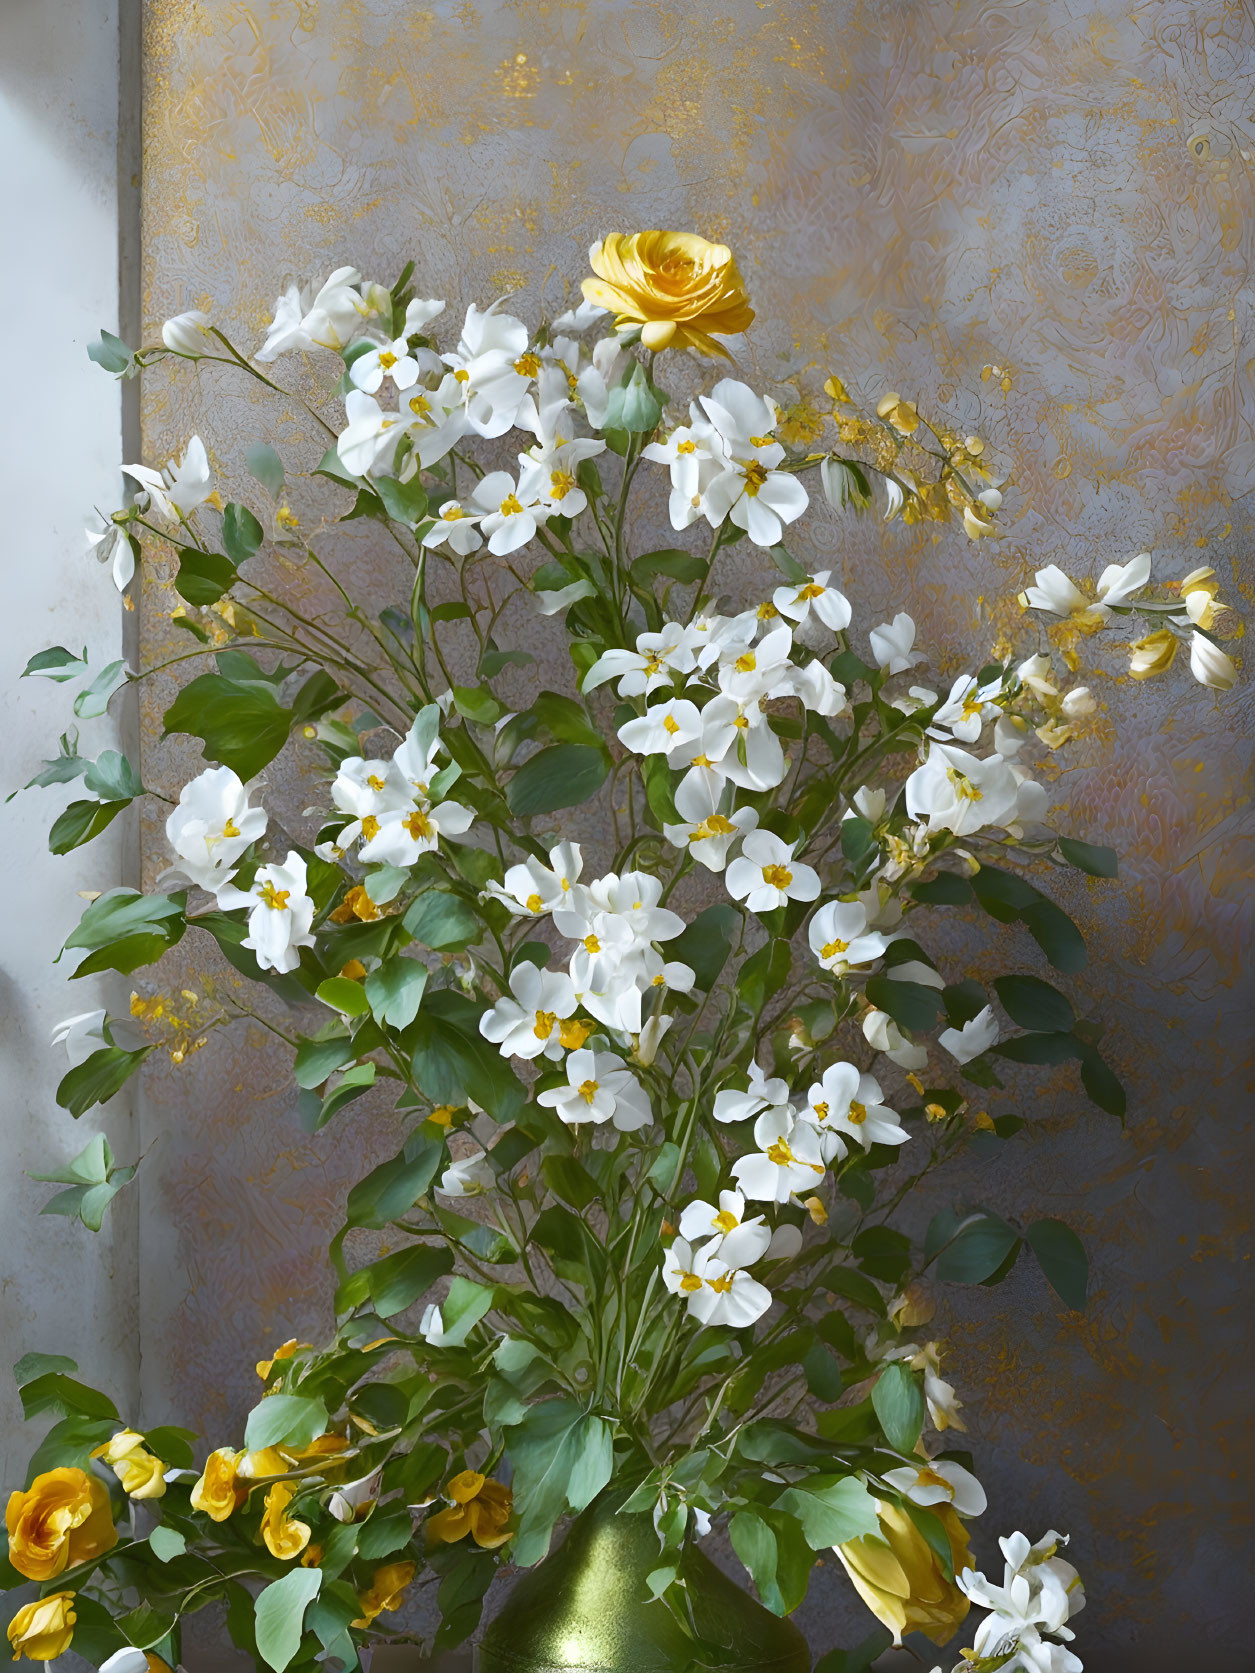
<box><xmin>581</xmin><ymin>231</ymin><xmax>754</xmax><ymax>356</ymax></box>
<box><xmin>7</xmin><ymin>1591</ymin><xmax>76</xmax><ymax>1661</ymax></box>
<box><xmin>256</xmin><ymin>1338</ymin><xmax>310</xmax><ymax>1380</ymax></box>
<box><xmin>1127</xmin><ymin>628</ymin><xmax>1179</xmax><ymax>680</ymax></box>
<box><xmin>876</xmin><ymin>392</ymin><xmax>920</xmax><ymax>435</ymax></box>
<box><xmin>91</xmin><ymin>1430</ymin><xmax>166</xmax><ymax>1500</ymax></box>
<box><xmin>352</xmin><ymin>1559</ymin><xmax>417</xmax><ymax>1627</ymax></box>
<box><xmin>426</xmin><ymin>1470</ymin><xmax>513</xmax><ymax>1550</ymax></box>
<box><xmin>4</xmin><ymin>1468</ymin><xmax>117</xmax><ymax>1581</ymax></box>
<box><xmin>261</xmin><ymin>1482</ymin><xmax>311</xmax><ymax>1561</ymax></box>
<box><xmin>190</xmin><ymin>1448</ymin><xmax>247</xmax><ymax>1522</ymax></box>
<box><xmin>834</xmin><ymin>1499</ymin><xmax>970</xmax><ymax>1646</ymax></box>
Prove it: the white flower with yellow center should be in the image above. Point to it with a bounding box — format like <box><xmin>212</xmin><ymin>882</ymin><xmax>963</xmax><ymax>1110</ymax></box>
<box><xmin>928</xmin><ymin>672</ymin><xmax>1004</xmax><ymax>744</ymax></box>
<box><xmin>801</xmin><ymin>1061</ymin><xmax>908</xmax><ymax>1156</ymax></box>
<box><xmin>123</xmin><ymin>435</ymin><xmax>214</xmax><ymax>524</ymax></box>
<box><xmin>584</xmin><ymin>621</ymin><xmax>697</xmax><ymax>698</ymax></box>
<box><xmin>882</xmin><ymin>1459</ymin><xmax>987</xmax><ymax>1518</ymax></box>
<box><xmin>905</xmin><ymin>742</ymin><xmax>1020</xmax><ymax>837</ymax></box>
<box><xmin>662</xmin><ymin>1230</ymin><xmax>774</xmax><ymax>1328</ymax></box>
<box><xmin>715</xmin><ymin>622</ymin><xmax>795</xmax><ymax>705</ymax></box>
<box><xmin>678</xmin><ymin>1188</ymin><xmax>764</xmax><ymax>1249</ymax></box>
<box><xmin>483</xmin><ymin>841</ymin><xmax>583</xmax><ymax>917</ymax></box>
<box><xmin>642</xmin><ymin>416</ymin><xmax>725</xmax><ymax>530</ymax></box>
<box><xmin>217</xmin><ymin>852</ymin><xmax>315</xmax><ymax>975</ymax></box>
<box><xmin>662</xmin><ymin>1236</ymin><xmax>723</xmax><ymax>1301</ymax></box>
<box><xmin>349</xmin><ymin>333</ymin><xmax>424</xmax><ymax>394</ymax></box>
<box><xmin>421</xmin><ymin>497</ymin><xmax>484</xmax><ymax>555</ymax></box>
<box><xmin>663</xmin><ymin>770</ymin><xmax>758</xmax><ymax>872</ymax></box>
<box><xmin>696</xmin><ymin>380</ymin><xmax>809</xmax><ymax>547</ymax></box>
<box><xmin>675</xmin><ymin>692</ymin><xmax>786</xmax><ymax>795</ymax></box>
<box><xmin>731</xmin><ymin>1108</ymin><xmax>826</xmax><ymax>1203</ymax></box>
<box><xmin>437</xmin><ymin>1147</ymin><xmax>494</xmax><ymax>1198</ymax></box>
<box><xmin>468</xmin><ymin>469</ymin><xmax>545</xmax><ymax>556</ymax></box>
<box><xmin>726</xmin><ymin>830</ymin><xmax>820</xmax><ymax>914</ymax></box>
<box><xmin>439</xmin><ymin>301</ymin><xmax>533</xmax><ymax>437</ymax></box>
<box><xmin>358</xmin><ymin>796</ymin><xmax>474</xmax><ymax>867</ymax></box>
<box><xmin>164</xmin><ymin>765</ymin><xmax>268</xmax><ymax>894</ymax></box>
<box><xmin>772</xmin><ymin>570</ymin><xmax>852</xmax><ymax>633</ymax></box>
<box><xmin>338</xmin><ymin>380</ymin><xmax>467</xmax><ymax>477</ymax></box>
<box><xmin>537</xmin><ymin>1048</ymin><xmax>652</xmax><ymax>1131</ymax></box>
<box><xmin>808</xmin><ymin>899</ymin><xmax>891</xmax><ymax>975</ymax></box>
<box><xmin>478</xmin><ymin>962</ymin><xmax>579</xmax><ymax>1063</ymax></box>
<box><xmin>617</xmin><ymin>695</ymin><xmax>704</xmax><ymax>758</ymax></box>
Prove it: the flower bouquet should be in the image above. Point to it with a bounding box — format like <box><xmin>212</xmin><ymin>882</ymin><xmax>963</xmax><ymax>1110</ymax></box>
<box><xmin>4</xmin><ymin>232</ymin><xmax>1239</xmax><ymax>1672</ymax></box>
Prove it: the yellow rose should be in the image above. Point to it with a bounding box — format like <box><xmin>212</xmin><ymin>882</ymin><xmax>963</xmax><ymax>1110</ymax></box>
<box><xmin>4</xmin><ymin>1468</ymin><xmax>117</xmax><ymax>1581</ymax></box>
<box><xmin>581</xmin><ymin>231</ymin><xmax>754</xmax><ymax>356</ymax></box>
<box><xmin>425</xmin><ymin>1470</ymin><xmax>513</xmax><ymax>1550</ymax></box>
<box><xmin>261</xmin><ymin>1482</ymin><xmax>311</xmax><ymax>1561</ymax></box>
<box><xmin>352</xmin><ymin>1559</ymin><xmax>417</xmax><ymax>1627</ymax></box>
<box><xmin>190</xmin><ymin>1447</ymin><xmax>247</xmax><ymax>1522</ymax></box>
<box><xmin>7</xmin><ymin>1591</ymin><xmax>76</xmax><ymax>1661</ymax></box>
<box><xmin>833</xmin><ymin>1499</ymin><xmax>970</xmax><ymax>1646</ymax></box>
<box><xmin>91</xmin><ymin>1431</ymin><xmax>166</xmax><ymax>1501</ymax></box>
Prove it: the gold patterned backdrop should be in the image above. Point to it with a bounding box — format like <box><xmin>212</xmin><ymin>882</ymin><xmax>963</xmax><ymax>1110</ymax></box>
<box><xmin>137</xmin><ymin>1</ymin><xmax>1254</xmax><ymax>1663</ymax></box>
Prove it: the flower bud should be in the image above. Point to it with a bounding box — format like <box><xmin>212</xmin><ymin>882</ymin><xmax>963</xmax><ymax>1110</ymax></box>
<box><xmin>1189</xmin><ymin>631</ymin><xmax>1237</xmax><ymax>691</ymax></box>
<box><xmin>161</xmin><ymin>309</ymin><xmax>211</xmax><ymax>357</ymax></box>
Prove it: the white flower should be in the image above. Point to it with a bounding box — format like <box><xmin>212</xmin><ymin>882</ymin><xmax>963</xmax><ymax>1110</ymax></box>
<box><xmin>359</xmin><ymin>798</ymin><xmax>475</xmax><ymax>867</ymax></box>
<box><xmin>256</xmin><ymin>266</ymin><xmax>368</xmax><ymax>361</ymax></box>
<box><xmin>573</xmin><ymin>336</ymin><xmax>626</xmax><ymax>428</ymax></box>
<box><xmin>675</xmin><ymin>694</ymin><xmax>786</xmax><ymax>795</ymax></box>
<box><xmin>905</xmin><ymin>743</ymin><xmax>1020</xmax><ymax>836</ymax></box>
<box><xmin>882</xmin><ymin>1460</ymin><xmax>987</xmax><ymax>1517</ymax></box>
<box><xmin>862</xmin><ymin>1007</ymin><xmax>928</xmax><ymax>1071</ymax></box>
<box><xmin>808</xmin><ymin>899</ymin><xmax>890</xmax><ymax>974</ymax></box>
<box><xmin>772</xmin><ymin>571</ymin><xmax>852</xmax><ymax>632</ymax></box>
<box><xmin>86</xmin><ymin>512</ymin><xmax>136</xmax><ymax>592</ymax></box>
<box><xmin>438</xmin><ymin>1148</ymin><xmax>494</xmax><ymax>1197</ymax></box>
<box><xmin>123</xmin><ymin>435</ymin><xmax>214</xmax><ymax>523</ymax></box>
<box><xmin>162</xmin><ymin>309</ymin><xmax>212</xmax><ymax>358</ymax></box>
<box><xmin>327</xmin><ymin>1469</ymin><xmax>383</xmax><ymax>1524</ymax></box>
<box><xmin>583</xmin><ymin>622</ymin><xmax>697</xmax><ymax>697</ymax></box>
<box><xmin>819</xmin><ymin>456</ymin><xmax>867</xmax><ymax>510</ymax></box>
<box><xmin>663</xmin><ymin>771</ymin><xmax>758</xmax><ymax>872</ymax></box>
<box><xmin>618</xmin><ymin>696</ymin><xmax>704</xmax><ymax>758</ymax></box>
<box><xmin>642</xmin><ymin>418</ymin><xmax>725</xmax><ymax>531</ymax></box>
<box><xmin>928</xmin><ymin>673</ymin><xmax>1004</xmax><ymax>744</ymax></box>
<box><xmin>959</xmin><ymin>1530</ymin><xmax>1085</xmax><ymax>1673</ymax></box>
<box><xmin>440</xmin><ymin>301</ymin><xmax>532</xmax><ymax>437</ymax></box>
<box><xmin>678</xmin><ymin>1188</ymin><xmax>758</xmax><ymax>1246</ymax></box>
<box><xmin>783</xmin><ymin>659</ymin><xmax>849</xmax><ymax>717</ymax></box>
<box><xmin>869</xmin><ymin>612</ymin><xmax>924</xmax><ymax>674</ymax></box>
<box><xmin>349</xmin><ymin>334</ymin><xmax>426</xmax><ymax>394</ymax></box>
<box><xmin>1189</xmin><ymin>631</ymin><xmax>1237</xmax><ymax>691</ymax></box>
<box><xmin>713</xmin><ymin>1061</ymin><xmax>793</xmax><ymax>1125</ymax></box>
<box><xmin>421</xmin><ymin>497</ymin><xmax>483</xmax><ymax>555</ymax></box>
<box><xmin>478</xmin><ymin>962</ymin><xmax>579</xmax><ymax>1061</ymax></box>
<box><xmin>554</xmin><ymin>870</ymin><xmax>685</xmax><ymax>953</ymax></box>
<box><xmin>726</xmin><ymin>831</ymin><xmax>820</xmax><ymax>913</ymax></box>
<box><xmin>164</xmin><ymin>765</ymin><xmax>267</xmax><ymax>893</ymax></box>
<box><xmin>483</xmin><ymin>842</ymin><xmax>583</xmax><ymax>916</ymax></box>
<box><xmin>801</xmin><ymin>1061</ymin><xmax>908</xmax><ymax>1156</ymax></box>
<box><xmin>537</xmin><ymin>1048</ymin><xmax>652</xmax><ymax>1131</ymax></box>
<box><xmin>419</xmin><ymin>1303</ymin><xmax>447</xmax><ymax>1345</ymax></box>
<box><xmin>913</xmin><ymin>1341</ymin><xmax>966</xmax><ymax>1432</ymax></box>
<box><xmin>939</xmin><ymin>1004</ymin><xmax>999</xmax><ymax>1064</ymax></box>
<box><xmin>1017</xmin><ymin>564</ymin><xmax>1088</xmax><ymax>619</ymax></box>
<box><xmin>51</xmin><ymin>1010</ymin><xmax>110</xmax><ymax>1067</ymax></box>
<box><xmin>1095</xmin><ymin>551</ymin><xmax>1151</xmax><ymax>608</ymax></box>
<box><xmin>101</xmin><ymin>1653</ymin><xmax>159</xmax><ymax>1673</ymax></box>
<box><xmin>217</xmin><ymin>852</ymin><xmax>315</xmax><ymax>974</ymax></box>
<box><xmin>731</xmin><ymin>1108</ymin><xmax>826</xmax><ymax>1203</ymax></box>
<box><xmin>551</xmin><ymin>296</ymin><xmax>607</xmax><ymax>333</ymax></box>
<box><xmin>697</xmin><ymin>380</ymin><xmax>809</xmax><ymax>546</ymax></box>
<box><xmin>662</xmin><ymin>1233</ymin><xmax>773</xmax><ymax>1328</ymax></box>
<box><xmin>467</xmin><ymin>468</ymin><xmax>544</xmax><ymax>555</ymax></box>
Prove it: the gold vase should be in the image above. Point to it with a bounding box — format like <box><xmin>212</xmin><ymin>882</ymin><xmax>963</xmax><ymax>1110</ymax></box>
<box><xmin>476</xmin><ymin>1495</ymin><xmax>812</xmax><ymax>1673</ymax></box>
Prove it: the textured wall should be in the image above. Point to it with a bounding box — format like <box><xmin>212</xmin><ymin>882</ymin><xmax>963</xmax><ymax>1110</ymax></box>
<box><xmin>137</xmin><ymin>2</ymin><xmax>1254</xmax><ymax>1666</ymax></box>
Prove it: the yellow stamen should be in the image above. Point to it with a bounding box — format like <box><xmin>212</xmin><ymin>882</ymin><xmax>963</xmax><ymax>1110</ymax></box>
<box><xmin>258</xmin><ymin>881</ymin><xmax>290</xmax><ymax>911</ymax></box>
<box><xmin>578</xmin><ymin>1078</ymin><xmax>599</xmax><ymax>1103</ymax></box>
<box><xmin>713</xmin><ymin>1209</ymin><xmax>739</xmax><ymax>1233</ymax></box>
<box><xmin>821</xmin><ymin>937</ymin><xmax>849</xmax><ymax>959</ymax></box>
<box><xmin>499</xmin><ymin>493</ymin><xmax>524</xmax><ymax>517</ymax></box>
<box><xmin>403</xmin><ymin>809</ymin><xmax>433</xmax><ymax>839</ymax></box>
<box><xmin>514</xmin><ymin>352</ymin><xmax>541</xmax><ymax>377</ymax></box>
<box><xmin>742</xmin><ymin>460</ymin><xmax>769</xmax><ymax>495</ymax></box>
<box><xmin>847</xmin><ymin>1100</ymin><xmax>867</xmax><ymax>1125</ymax></box>
<box><xmin>525</xmin><ymin>892</ymin><xmax>544</xmax><ymax>913</ymax></box>
<box><xmin>761</xmin><ymin>864</ymin><xmax>793</xmax><ymax>889</ymax></box>
<box><xmin>532</xmin><ymin>1010</ymin><xmax>557</xmax><ymax>1040</ymax></box>
<box><xmin>361</xmin><ymin>814</ymin><xmax>380</xmax><ymax>840</ymax></box>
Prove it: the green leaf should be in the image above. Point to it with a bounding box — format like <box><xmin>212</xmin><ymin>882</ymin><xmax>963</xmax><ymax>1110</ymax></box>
<box><xmin>148</xmin><ymin>1524</ymin><xmax>187</xmax><ymax>1562</ymax></box>
<box><xmin>19</xmin><ymin>1372</ymin><xmax>118</xmax><ymax>1423</ymax></box>
<box><xmin>84</xmin><ymin>751</ymin><xmax>144</xmax><ymax>800</ymax></box>
<box><xmin>365</xmin><ymin>959</ymin><xmax>428</xmax><ymax>1029</ymax></box>
<box><xmin>814</xmin><ymin>1627</ymin><xmax>894</xmax><ymax>1673</ymax></box>
<box><xmin>1059</xmin><ymin>837</ymin><xmax>1118</xmax><ymax>878</ymax></box>
<box><xmin>994</xmin><ymin>1032</ymin><xmax>1080</xmax><ymax>1065</ymax></box>
<box><xmin>864</xmin><ymin>976</ymin><xmax>943</xmax><ymax>1032</ymax></box>
<box><xmin>375</xmin><ymin>475</ymin><xmax>429</xmax><ymax>527</ymax></box>
<box><xmin>1021</xmin><ymin>900</ymin><xmax>1087</xmax><ymax>973</ymax></box>
<box><xmin>175</xmin><ymin>547</ymin><xmax>237</xmax><ymax>606</ymax></box>
<box><xmin>803</xmin><ymin>1343</ymin><xmax>843</xmax><ymax>1403</ymax></box>
<box><xmin>435</xmin><ymin>1276</ymin><xmax>495</xmax><ymax>1347</ymax></box>
<box><xmin>345</xmin><ymin>1140</ymin><xmax>443</xmax><ymax>1229</ymax></box>
<box><xmin>243</xmin><ymin>1394</ymin><xmax>329</xmax><ymax>1453</ymax></box>
<box><xmin>247</xmin><ymin>442</ymin><xmax>285</xmax><ymax>498</ymax></box>
<box><xmin>738</xmin><ymin>937</ymin><xmax>792</xmax><ymax>1014</ymax></box>
<box><xmin>221</xmin><ymin>502</ymin><xmax>264</xmax><ymax>565</ymax></box>
<box><xmin>293</xmin><ymin>1030</ymin><xmax>356</xmax><ymax>1089</ymax></box>
<box><xmin>668</xmin><ymin>903</ymin><xmax>739</xmax><ymax>991</ymax></box>
<box><xmin>403</xmin><ymin>890</ymin><xmax>481</xmax><ymax>951</ymax></box>
<box><xmin>315</xmin><ymin>977</ymin><xmax>371</xmax><ymax>1018</ymax></box>
<box><xmin>163</xmin><ymin>668</ymin><xmax>292</xmax><ymax>781</ymax></box>
<box><xmin>74</xmin><ymin>659</ymin><xmax>130</xmax><ymax>718</ymax></box>
<box><xmin>363</xmin><ymin>1244</ymin><xmax>455</xmax><ymax>1319</ymax></box>
<box><xmin>452</xmin><ymin>683</ymin><xmax>505</xmax><ymax>726</ymax></box>
<box><xmin>1080</xmin><ymin>1047</ymin><xmax>1126</xmax><ymax>1119</ymax></box>
<box><xmin>774</xmin><ymin>1475</ymin><xmax>880</xmax><ymax>1549</ymax></box>
<box><xmin>300</xmin><ymin>1062</ymin><xmax>376</xmax><ymax>1131</ymax></box>
<box><xmin>912</xmin><ymin>872</ymin><xmax>973</xmax><ymax>905</ymax></box>
<box><xmin>14</xmin><ymin>1352</ymin><xmax>78</xmax><ymax>1385</ymax></box>
<box><xmin>871</xmin><ymin>1362</ymin><xmax>924</xmax><ymax>1453</ymax></box>
<box><xmin>935</xmin><ymin>1215</ymin><xmax>1021</xmax><ymax>1285</ymax></box>
<box><xmin>23</xmin><ymin>645</ymin><xmax>89</xmax><ymax>682</ymax></box>
<box><xmin>49</xmin><ymin>798</ymin><xmax>130</xmax><ymax>854</ymax></box>
<box><xmin>88</xmin><ymin>329</ymin><xmax>134</xmax><ymax>374</ymax></box>
<box><xmin>631</xmin><ymin>548</ymin><xmax>707</xmax><ymax>586</ymax></box>
<box><xmin>507</xmin><ymin>744</ymin><xmax>608</xmax><ymax>816</ymax></box>
<box><xmin>507</xmin><ymin>1399</ymin><xmax>612</xmax><ymax>1567</ymax></box>
<box><xmin>1025</xmin><ymin>1218</ymin><xmax>1088</xmax><ymax>1311</ymax></box>
<box><xmin>254</xmin><ymin>1567</ymin><xmax>322</xmax><ymax>1673</ymax></box>
<box><xmin>729</xmin><ymin>1510</ymin><xmax>784</xmax><ymax>1615</ymax></box>
<box><xmin>993</xmin><ymin>974</ymin><xmax>1075</xmax><ymax>1033</ymax></box>
<box><xmin>64</xmin><ymin>889</ymin><xmax>186</xmax><ymax>977</ymax></box>
<box><xmin>56</xmin><ymin>1044</ymin><xmax>153</xmax><ymax>1117</ymax></box>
